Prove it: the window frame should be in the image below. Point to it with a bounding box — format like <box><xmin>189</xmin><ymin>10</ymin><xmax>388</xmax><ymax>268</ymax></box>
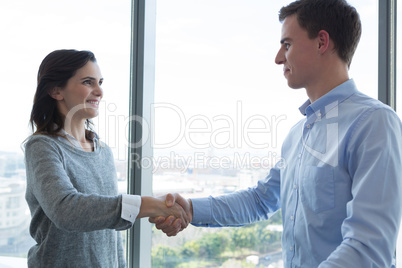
<box><xmin>126</xmin><ymin>0</ymin><xmax>399</xmax><ymax>267</ymax></box>
<box><xmin>378</xmin><ymin>0</ymin><xmax>397</xmax><ymax>110</ymax></box>
<box><xmin>126</xmin><ymin>0</ymin><xmax>156</xmax><ymax>267</ymax></box>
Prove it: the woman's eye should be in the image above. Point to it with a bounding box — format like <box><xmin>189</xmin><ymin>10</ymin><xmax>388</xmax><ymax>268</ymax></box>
<box><xmin>83</xmin><ymin>80</ymin><xmax>92</xmax><ymax>85</ymax></box>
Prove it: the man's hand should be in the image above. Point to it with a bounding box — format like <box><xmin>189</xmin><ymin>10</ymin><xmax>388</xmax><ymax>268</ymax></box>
<box><xmin>149</xmin><ymin>193</ymin><xmax>193</xmax><ymax>236</ymax></box>
<box><xmin>137</xmin><ymin>194</ymin><xmax>190</xmax><ymax>231</ymax></box>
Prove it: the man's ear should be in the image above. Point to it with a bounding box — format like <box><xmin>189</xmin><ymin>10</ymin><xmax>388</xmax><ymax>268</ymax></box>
<box><xmin>317</xmin><ymin>30</ymin><xmax>330</xmax><ymax>53</ymax></box>
<box><xmin>49</xmin><ymin>87</ymin><xmax>64</xmax><ymax>101</ymax></box>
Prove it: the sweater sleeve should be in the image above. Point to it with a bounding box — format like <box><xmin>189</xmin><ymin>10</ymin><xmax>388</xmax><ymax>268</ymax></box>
<box><xmin>25</xmin><ymin>136</ymin><xmax>133</xmax><ymax>232</ymax></box>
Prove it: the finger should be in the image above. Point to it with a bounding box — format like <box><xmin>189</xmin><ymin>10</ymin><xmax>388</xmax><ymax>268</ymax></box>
<box><xmin>165</xmin><ymin>193</ymin><xmax>175</xmax><ymax>207</ymax></box>
<box><xmin>181</xmin><ymin>218</ymin><xmax>189</xmax><ymax>229</ymax></box>
<box><xmin>155</xmin><ymin>215</ymin><xmax>175</xmax><ymax>230</ymax></box>
<box><xmin>166</xmin><ymin>229</ymin><xmax>180</xmax><ymax>237</ymax></box>
<box><xmin>179</xmin><ymin>213</ymin><xmax>189</xmax><ymax>229</ymax></box>
<box><xmin>172</xmin><ymin>193</ymin><xmax>188</xmax><ymax>210</ymax></box>
<box><xmin>167</xmin><ymin>226</ymin><xmax>181</xmax><ymax>237</ymax></box>
<box><xmin>172</xmin><ymin>194</ymin><xmax>193</xmax><ymax>223</ymax></box>
<box><xmin>164</xmin><ymin>219</ymin><xmax>182</xmax><ymax>236</ymax></box>
<box><xmin>149</xmin><ymin>216</ymin><xmax>165</xmax><ymax>224</ymax></box>
<box><xmin>160</xmin><ymin>218</ymin><xmax>181</xmax><ymax>234</ymax></box>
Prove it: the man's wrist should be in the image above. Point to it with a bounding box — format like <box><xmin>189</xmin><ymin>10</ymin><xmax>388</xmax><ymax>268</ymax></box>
<box><xmin>188</xmin><ymin>198</ymin><xmax>194</xmax><ymax>222</ymax></box>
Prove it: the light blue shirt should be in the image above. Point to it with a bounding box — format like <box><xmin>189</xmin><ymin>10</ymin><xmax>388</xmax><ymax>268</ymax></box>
<box><xmin>191</xmin><ymin>79</ymin><xmax>402</xmax><ymax>267</ymax></box>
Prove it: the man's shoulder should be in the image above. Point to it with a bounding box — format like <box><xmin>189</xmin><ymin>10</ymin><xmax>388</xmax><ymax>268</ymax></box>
<box><xmin>343</xmin><ymin>91</ymin><xmax>397</xmax><ymax>117</ymax></box>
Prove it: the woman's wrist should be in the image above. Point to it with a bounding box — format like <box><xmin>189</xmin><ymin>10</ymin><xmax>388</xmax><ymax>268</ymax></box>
<box><xmin>137</xmin><ymin>196</ymin><xmax>163</xmax><ymax>219</ymax></box>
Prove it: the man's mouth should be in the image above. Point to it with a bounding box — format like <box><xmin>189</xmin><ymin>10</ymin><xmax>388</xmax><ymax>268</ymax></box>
<box><xmin>283</xmin><ymin>67</ymin><xmax>290</xmax><ymax>76</ymax></box>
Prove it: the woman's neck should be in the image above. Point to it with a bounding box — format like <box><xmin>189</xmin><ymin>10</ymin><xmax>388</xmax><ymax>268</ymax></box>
<box><xmin>63</xmin><ymin>120</ymin><xmax>94</xmax><ymax>152</ymax></box>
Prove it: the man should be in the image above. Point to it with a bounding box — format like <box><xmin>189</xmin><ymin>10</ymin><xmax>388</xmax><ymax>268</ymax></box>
<box><xmin>151</xmin><ymin>0</ymin><xmax>402</xmax><ymax>267</ymax></box>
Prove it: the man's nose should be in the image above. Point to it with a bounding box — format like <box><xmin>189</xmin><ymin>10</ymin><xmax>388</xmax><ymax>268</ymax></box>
<box><xmin>275</xmin><ymin>49</ymin><xmax>285</xmax><ymax>65</ymax></box>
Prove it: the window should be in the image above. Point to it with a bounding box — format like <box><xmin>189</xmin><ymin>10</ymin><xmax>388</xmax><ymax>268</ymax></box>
<box><xmin>0</xmin><ymin>0</ymin><xmax>398</xmax><ymax>267</ymax></box>
<box><xmin>396</xmin><ymin>1</ymin><xmax>401</xmax><ymax>266</ymax></box>
<box><xmin>0</xmin><ymin>0</ymin><xmax>131</xmax><ymax>266</ymax></box>
<box><xmin>397</xmin><ymin>0</ymin><xmax>402</xmax><ymax>119</ymax></box>
<box><xmin>150</xmin><ymin>1</ymin><xmax>297</xmax><ymax>266</ymax></box>
<box><xmin>148</xmin><ymin>0</ymin><xmax>380</xmax><ymax>267</ymax></box>
<box><xmin>348</xmin><ymin>0</ymin><xmax>378</xmax><ymax>98</ymax></box>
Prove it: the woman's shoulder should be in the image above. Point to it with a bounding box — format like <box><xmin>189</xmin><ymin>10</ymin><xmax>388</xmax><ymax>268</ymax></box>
<box><xmin>26</xmin><ymin>133</ymin><xmax>58</xmax><ymax>144</ymax></box>
<box><xmin>24</xmin><ymin>134</ymin><xmax>62</xmax><ymax>152</ymax></box>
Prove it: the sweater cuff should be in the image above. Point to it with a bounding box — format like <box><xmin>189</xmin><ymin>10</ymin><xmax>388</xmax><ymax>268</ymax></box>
<box><xmin>121</xmin><ymin>194</ymin><xmax>141</xmax><ymax>223</ymax></box>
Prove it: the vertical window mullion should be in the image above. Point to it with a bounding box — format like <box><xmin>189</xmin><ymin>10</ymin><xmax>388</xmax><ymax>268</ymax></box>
<box><xmin>378</xmin><ymin>0</ymin><xmax>397</xmax><ymax>110</ymax></box>
<box><xmin>127</xmin><ymin>0</ymin><xmax>156</xmax><ymax>267</ymax></box>
<box><xmin>379</xmin><ymin>1</ymin><xmax>399</xmax><ymax>266</ymax></box>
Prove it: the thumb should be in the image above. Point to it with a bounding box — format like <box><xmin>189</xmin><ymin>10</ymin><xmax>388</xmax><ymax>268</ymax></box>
<box><xmin>172</xmin><ymin>193</ymin><xmax>192</xmax><ymax>225</ymax></box>
<box><xmin>165</xmin><ymin>193</ymin><xmax>175</xmax><ymax>207</ymax></box>
<box><xmin>173</xmin><ymin>193</ymin><xmax>189</xmax><ymax>210</ymax></box>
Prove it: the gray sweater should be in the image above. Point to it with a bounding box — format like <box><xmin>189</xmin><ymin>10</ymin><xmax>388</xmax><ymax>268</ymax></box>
<box><xmin>24</xmin><ymin>134</ymin><xmax>132</xmax><ymax>268</ymax></box>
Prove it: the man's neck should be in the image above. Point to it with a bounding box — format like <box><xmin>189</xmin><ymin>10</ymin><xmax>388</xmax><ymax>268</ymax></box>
<box><xmin>306</xmin><ymin>62</ymin><xmax>349</xmax><ymax>103</ymax></box>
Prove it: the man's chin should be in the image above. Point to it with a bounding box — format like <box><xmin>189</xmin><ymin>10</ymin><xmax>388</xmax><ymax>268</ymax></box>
<box><xmin>287</xmin><ymin>82</ymin><xmax>303</xmax><ymax>90</ymax></box>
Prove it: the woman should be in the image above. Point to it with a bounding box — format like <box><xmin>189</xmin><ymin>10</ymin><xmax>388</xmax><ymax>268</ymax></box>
<box><xmin>24</xmin><ymin>49</ymin><xmax>188</xmax><ymax>267</ymax></box>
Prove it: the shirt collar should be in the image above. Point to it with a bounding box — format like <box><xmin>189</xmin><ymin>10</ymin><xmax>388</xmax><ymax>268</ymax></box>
<box><xmin>298</xmin><ymin>79</ymin><xmax>358</xmax><ymax>117</ymax></box>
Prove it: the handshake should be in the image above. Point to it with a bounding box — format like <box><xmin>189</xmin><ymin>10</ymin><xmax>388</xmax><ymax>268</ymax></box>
<box><xmin>142</xmin><ymin>193</ymin><xmax>193</xmax><ymax>236</ymax></box>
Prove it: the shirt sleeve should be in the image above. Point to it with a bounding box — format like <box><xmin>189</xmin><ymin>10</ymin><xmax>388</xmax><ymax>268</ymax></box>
<box><xmin>319</xmin><ymin>108</ymin><xmax>402</xmax><ymax>267</ymax></box>
<box><xmin>191</xmin><ymin>161</ymin><xmax>282</xmax><ymax>227</ymax></box>
<box><xmin>121</xmin><ymin>194</ymin><xmax>141</xmax><ymax>223</ymax></box>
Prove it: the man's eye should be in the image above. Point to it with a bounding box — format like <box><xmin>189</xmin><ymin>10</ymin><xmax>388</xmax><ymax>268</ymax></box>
<box><xmin>285</xmin><ymin>43</ymin><xmax>290</xmax><ymax>49</ymax></box>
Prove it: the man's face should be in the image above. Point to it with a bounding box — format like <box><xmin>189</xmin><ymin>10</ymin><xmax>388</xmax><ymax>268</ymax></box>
<box><xmin>275</xmin><ymin>15</ymin><xmax>319</xmax><ymax>90</ymax></box>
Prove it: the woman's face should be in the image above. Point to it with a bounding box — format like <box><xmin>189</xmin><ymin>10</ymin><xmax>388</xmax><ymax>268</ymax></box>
<box><xmin>55</xmin><ymin>61</ymin><xmax>103</xmax><ymax>122</ymax></box>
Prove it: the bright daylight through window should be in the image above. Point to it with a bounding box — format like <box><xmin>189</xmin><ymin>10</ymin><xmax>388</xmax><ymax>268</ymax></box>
<box><xmin>151</xmin><ymin>0</ymin><xmax>379</xmax><ymax>267</ymax></box>
<box><xmin>0</xmin><ymin>0</ymin><xmax>400</xmax><ymax>267</ymax></box>
<box><xmin>0</xmin><ymin>0</ymin><xmax>131</xmax><ymax>266</ymax></box>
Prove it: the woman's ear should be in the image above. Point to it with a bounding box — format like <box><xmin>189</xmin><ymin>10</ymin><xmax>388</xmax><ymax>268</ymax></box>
<box><xmin>49</xmin><ymin>87</ymin><xmax>64</xmax><ymax>101</ymax></box>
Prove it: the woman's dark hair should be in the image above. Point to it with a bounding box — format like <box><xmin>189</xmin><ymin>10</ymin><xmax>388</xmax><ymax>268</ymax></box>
<box><xmin>279</xmin><ymin>0</ymin><xmax>362</xmax><ymax>68</ymax></box>
<box><xmin>29</xmin><ymin>49</ymin><xmax>97</xmax><ymax>137</ymax></box>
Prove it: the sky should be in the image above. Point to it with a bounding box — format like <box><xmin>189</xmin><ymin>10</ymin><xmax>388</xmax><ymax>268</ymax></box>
<box><xmin>0</xmin><ymin>0</ymin><xmax>400</xmax><ymax>161</ymax></box>
<box><xmin>0</xmin><ymin>0</ymin><xmax>131</xmax><ymax>154</ymax></box>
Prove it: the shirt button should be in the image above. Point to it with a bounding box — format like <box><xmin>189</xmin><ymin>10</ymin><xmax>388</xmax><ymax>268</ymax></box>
<box><xmin>306</xmin><ymin>124</ymin><xmax>311</xmax><ymax>128</ymax></box>
<box><xmin>290</xmin><ymin>215</ymin><xmax>294</xmax><ymax>221</ymax></box>
<box><xmin>290</xmin><ymin>246</ymin><xmax>294</xmax><ymax>251</ymax></box>
<box><xmin>298</xmin><ymin>154</ymin><xmax>302</xmax><ymax>158</ymax></box>
<box><xmin>293</xmin><ymin>184</ymin><xmax>297</xmax><ymax>190</ymax></box>
<box><xmin>318</xmin><ymin>113</ymin><xmax>322</xmax><ymax>118</ymax></box>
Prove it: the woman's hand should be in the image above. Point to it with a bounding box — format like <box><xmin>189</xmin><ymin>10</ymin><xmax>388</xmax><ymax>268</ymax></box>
<box><xmin>137</xmin><ymin>194</ymin><xmax>191</xmax><ymax>234</ymax></box>
<box><xmin>149</xmin><ymin>193</ymin><xmax>193</xmax><ymax>236</ymax></box>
